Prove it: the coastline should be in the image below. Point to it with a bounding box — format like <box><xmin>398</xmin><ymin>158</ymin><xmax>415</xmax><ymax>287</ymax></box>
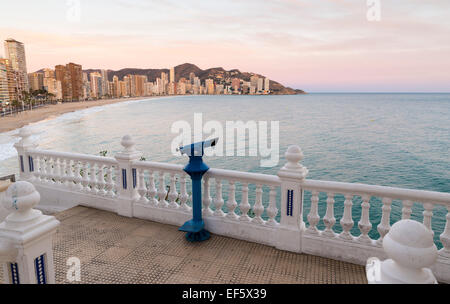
<box><xmin>0</xmin><ymin>97</ymin><xmax>153</xmax><ymax>133</ymax></box>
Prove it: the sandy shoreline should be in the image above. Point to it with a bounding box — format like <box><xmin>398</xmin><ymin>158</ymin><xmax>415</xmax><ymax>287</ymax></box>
<box><xmin>0</xmin><ymin>97</ymin><xmax>154</xmax><ymax>133</ymax></box>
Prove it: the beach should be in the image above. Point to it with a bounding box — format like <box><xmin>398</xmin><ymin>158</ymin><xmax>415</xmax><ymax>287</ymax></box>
<box><xmin>0</xmin><ymin>97</ymin><xmax>149</xmax><ymax>133</ymax></box>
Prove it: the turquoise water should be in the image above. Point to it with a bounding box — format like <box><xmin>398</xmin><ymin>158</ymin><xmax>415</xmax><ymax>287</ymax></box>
<box><xmin>0</xmin><ymin>94</ymin><xmax>449</xmax><ymax>246</ymax></box>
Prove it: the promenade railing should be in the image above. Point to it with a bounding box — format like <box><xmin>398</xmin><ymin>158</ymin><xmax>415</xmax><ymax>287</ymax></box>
<box><xmin>13</xmin><ymin>128</ymin><xmax>450</xmax><ymax>283</ymax></box>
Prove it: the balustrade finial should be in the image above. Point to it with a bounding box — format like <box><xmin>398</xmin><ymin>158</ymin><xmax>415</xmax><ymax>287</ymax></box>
<box><xmin>121</xmin><ymin>135</ymin><xmax>136</xmax><ymax>152</ymax></box>
<box><xmin>278</xmin><ymin>145</ymin><xmax>308</xmax><ymax>180</ymax></box>
<box><xmin>2</xmin><ymin>181</ymin><xmax>41</xmax><ymax>223</ymax></box>
<box><xmin>366</xmin><ymin>219</ymin><xmax>438</xmax><ymax>284</ymax></box>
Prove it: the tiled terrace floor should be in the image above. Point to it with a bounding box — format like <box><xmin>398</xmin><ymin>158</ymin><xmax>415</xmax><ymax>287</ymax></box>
<box><xmin>2</xmin><ymin>206</ymin><xmax>367</xmax><ymax>284</ymax></box>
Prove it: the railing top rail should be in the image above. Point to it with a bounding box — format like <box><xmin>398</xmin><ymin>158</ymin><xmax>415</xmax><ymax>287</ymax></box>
<box><xmin>28</xmin><ymin>148</ymin><xmax>118</xmax><ymax>165</ymax></box>
<box><xmin>132</xmin><ymin>161</ymin><xmax>185</xmax><ymax>174</ymax></box>
<box><xmin>207</xmin><ymin>168</ymin><xmax>281</xmax><ymax>186</ymax></box>
<box><xmin>302</xmin><ymin>179</ymin><xmax>450</xmax><ymax>206</ymax></box>
<box><xmin>133</xmin><ymin>161</ymin><xmax>281</xmax><ymax>186</ymax></box>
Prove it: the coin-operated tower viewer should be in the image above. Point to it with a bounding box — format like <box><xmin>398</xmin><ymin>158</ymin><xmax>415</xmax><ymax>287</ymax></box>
<box><xmin>178</xmin><ymin>138</ymin><xmax>219</xmax><ymax>242</ymax></box>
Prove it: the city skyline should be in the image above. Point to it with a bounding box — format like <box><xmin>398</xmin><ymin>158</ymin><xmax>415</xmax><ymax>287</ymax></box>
<box><xmin>1</xmin><ymin>1</ymin><xmax>450</xmax><ymax>92</ymax></box>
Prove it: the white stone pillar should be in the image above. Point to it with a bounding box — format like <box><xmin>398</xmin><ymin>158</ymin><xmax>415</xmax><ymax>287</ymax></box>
<box><xmin>276</xmin><ymin>145</ymin><xmax>308</xmax><ymax>253</ymax></box>
<box><xmin>0</xmin><ymin>181</ymin><xmax>60</xmax><ymax>284</ymax></box>
<box><xmin>14</xmin><ymin>127</ymin><xmax>38</xmax><ymax>181</ymax></box>
<box><xmin>366</xmin><ymin>219</ymin><xmax>438</xmax><ymax>284</ymax></box>
<box><xmin>114</xmin><ymin>135</ymin><xmax>142</xmax><ymax>217</ymax></box>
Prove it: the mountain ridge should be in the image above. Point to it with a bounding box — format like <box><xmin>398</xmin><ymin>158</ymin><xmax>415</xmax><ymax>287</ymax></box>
<box><xmin>38</xmin><ymin>63</ymin><xmax>306</xmax><ymax>94</ymax></box>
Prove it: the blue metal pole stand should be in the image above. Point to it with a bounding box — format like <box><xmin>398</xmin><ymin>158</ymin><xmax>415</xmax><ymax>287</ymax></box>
<box><xmin>179</xmin><ymin>154</ymin><xmax>211</xmax><ymax>242</ymax></box>
<box><xmin>178</xmin><ymin>138</ymin><xmax>218</xmax><ymax>242</ymax></box>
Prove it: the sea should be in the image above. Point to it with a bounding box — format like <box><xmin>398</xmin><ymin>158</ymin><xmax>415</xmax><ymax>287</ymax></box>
<box><xmin>0</xmin><ymin>93</ymin><xmax>449</xmax><ymax>247</ymax></box>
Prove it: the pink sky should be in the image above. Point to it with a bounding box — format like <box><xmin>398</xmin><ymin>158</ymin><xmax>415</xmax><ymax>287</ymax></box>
<box><xmin>1</xmin><ymin>0</ymin><xmax>449</xmax><ymax>92</ymax></box>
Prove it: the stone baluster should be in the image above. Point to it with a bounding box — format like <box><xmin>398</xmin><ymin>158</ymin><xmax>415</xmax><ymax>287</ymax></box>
<box><xmin>239</xmin><ymin>183</ymin><xmax>251</xmax><ymax>222</ymax></box>
<box><xmin>34</xmin><ymin>156</ymin><xmax>42</xmax><ymax>182</ymax></box>
<box><xmin>81</xmin><ymin>161</ymin><xmax>90</xmax><ymax>192</ymax></box>
<box><xmin>64</xmin><ymin>158</ymin><xmax>73</xmax><ymax>188</ymax></box>
<box><xmin>147</xmin><ymin>170</ymin><xmax>158</xmax><ymax>206</ymax></box>
<box><xmin>214</xmin><ymin>180</ymin><xmax>225</xmax><ymax>216</ymax></box>
<box><xmin>98</xmin><ymin>164</ymin><xmax>107</xmax><ymax>195</ymax></box>
<box><xmin>157</xmin><ymin>172</ymin><xmax>168</xmax><ymax>208</ymax></box>
<box><xmin>266</xmin><ymin>186</ymin><xmax>278</xmax><ymax>226</ymax></box>
<box><xmin>276</xmin><ymin>145</ymin><xmax>308</xmax><ymax>253</ymax></box>
<box><xmin>137</xmin><ymin>169</ymin><xmax>148</xmax><ymax>204</ymax></box>
<box><xmin>202</xmin><ymin>177</ymin><xmax>213</xmax><ymax>216</ymax></box>
<box><xmin>440</xmin><ymin>206</ymin><xmax>450</xmax><ymax>258</ymax></box>
<box><xmin>56</xmin><ymin>158</ymin><xmax>64</xmax><ymax>187</ymax></box>
<box><xmin>401</xmin><ymin>200</ymin><xmax>413</xmax><ymax>219</ymax></box>
<box><xmin>307</xmin><ymin>191</ymin><xmax>320</xmax><ymax>234</ymax></box>
<box><xmin>366</xmin><ymin>220</ymin><xmax>437</xmax><ymax>284</ymax></box>
<box><xmin>358</xmin><ymin>195</ymin><xmax>373</xmax><ymax>244</ymax></box>
<box><xmin>0</xmin><ymin>181</ymin><xmax>60</xmax><ymax>284</ymax></box>
<box><xmin>339</xmin><ymin>194</ymin><xmax>354</xmax><ymax>240</ymax></box>
<box><xmin>322</xmin><ymin>192</ymin><xmax>336</xmax><ymax>237</ymax></box>
<box><xmin>46</xmin><ymin>157</ymin><xmax>54</xmax><ymax>185</ymax></box>
<box><xmin>251</xmin><ymin>185</ymin><xmax>264</xmax><ymax>224</ymax></box>
<box><xmin>114</xmin><ymin>135</ymin><xmax>142</xmax><ymax>217</ymax></box>
<box><xmin>89</xmin><ymin>162</ymin><xmax>98</xmax><ymax>194</ymax></box>
<box><xmin>423</xmin><ymin>203</ymin><xmax>434</xmax><ymax>235</ymax></box>
<box><xmin>179</xmin><ymin>175</ymin><xmax>190</xmax><ymax>211</ymax></box>
<box><xmin>377</xmin><ymin>197</ymin><xmax>392</xmax><ymax>245</ymax></box>
<box><xmin>168</xmin><ymin>173</ymin><xmax>179</xmax><ymax>209</ymax></box>
<box><xmin>14</xmin><ymin>127</ymin><xmax>38</xmax><ymax>181</ymax></box>
<box><xmin>74</xmin><ymin>160</ymin><xmax>83</xmax><ymax>191</ymax></box>
<box><xmin>226</xmin><ymin>181</ymin><xmax>238</xmax><ymax>220</ymax></box>
<box><xmin>105</xmin><ymin>166</ymin><xmax>115</xmax><ymax>197</ymax></box>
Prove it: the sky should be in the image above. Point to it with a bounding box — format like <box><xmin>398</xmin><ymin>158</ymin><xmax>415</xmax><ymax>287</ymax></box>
<box><xmin>1</xmin><ymin>0</ymin><xmax>449</xmax><ymax>92</ymax></box>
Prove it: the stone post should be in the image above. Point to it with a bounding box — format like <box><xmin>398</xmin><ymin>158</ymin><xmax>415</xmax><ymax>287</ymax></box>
<box><xmin>114</xmin><ymin>135</ymin><xmax>142</xmax><ymax>217</ymax></box>
<box><xmin>276</xmin><ymin>145</ymin><xmax>308</xmax><ymax>253</ymax></box>
<box><xmin>366</xmin><ymin>219</ymin><xmax>438</xmax><ymax>284</ymax></box>
<box><xmin>0</xmin><ymin>181</ymin><xmax>60</xmax><ymax>284</ymax></box>
<box><xmin>14</xmin><ymin>127</ymin><xmax>38</xmax><ymax>181</ymax></box>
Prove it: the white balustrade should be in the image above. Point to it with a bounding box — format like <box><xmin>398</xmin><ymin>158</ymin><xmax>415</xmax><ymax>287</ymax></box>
<box><xmin>12</xmin><ymin>131</ymin><xmax>450</xmax><ymax>283</ymax></box>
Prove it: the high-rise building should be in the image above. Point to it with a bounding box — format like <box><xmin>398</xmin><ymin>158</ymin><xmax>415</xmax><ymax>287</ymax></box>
<box><xmin>45</xmin><ymin>78</ymin><xmax>62</xmax><ymax>100</ymax></box>
<box><xmin>205</xmin><ymin>79</ymin><xmax>215</xmax><ymax>95</ymax></box>
<box><xmin>170</xmin><ymin>67</ymin><xmax>175</xmax><ymax>83</ymax></box>
<box><xmin>123</xmin><ymin>75</ymin><xmax>132</xmax><ymax>97</ymax></box>
<box><xmin>257</xmin><ymin>78</ymin><xmax>264</xmax><ymax>94</ymax></box>
<box><xmin>67</xmin><ymin>63</ymin><xmax>83</xmax><ymax>101</ymax></box>
<box><xmin>90</xmin><ymin>72</ymin><xmax>102</xmax><ymax>98</ymax></box>
<box><xmin>189</xmin><ymin>72</ymin><xmax>195</xmax><ymax>85</ymax></box>
<box><xmin>55</xmin><ymin>63</ymin><xmax>83</xmax><ymax>101</ymax></box>
<box><xmin>231</xmin><ymin>78</ymin><xmax>240</xmax><ymax>93</ymax></box>
<box><xmin>100</xmin><ymin>69</ymin><xmax>109</xmax><ymax>97</ymax></box>
<box><xmin>0</xmin><ymin>60</ymin><xmax>10</xmax><ymax>107</ymax></box>
<box><xmin>0</xmin><ymin>58</ymin><xmax>18</xmax><ymax>103</ymax></box>
<box><xmin>28</xmin><ymin>72</ymin><xmax>44</xmax><ymax>91</ymax></box>
<box><xmin>112</xmin><ymin>75</ymin><xmax>119</xmax><ymax>98</ymax></box>
<box><xmin>250</xmin><ymin>75</ymin><xmax>259</xmax><ymax>89</ymax></box>
<box><xmin>43</xmin><ymin>68</ymin><xmax>55</xmax><ymax>79</ymax></box>
<box><xmin>264</xmin><ymin>78</ymin><xmax>270</xmax><ymax>93</ymax></box>
<box><xmin>4</xmin><ymin>38</ymin><xmax>29</xmax><ymax>93</ymax></box>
